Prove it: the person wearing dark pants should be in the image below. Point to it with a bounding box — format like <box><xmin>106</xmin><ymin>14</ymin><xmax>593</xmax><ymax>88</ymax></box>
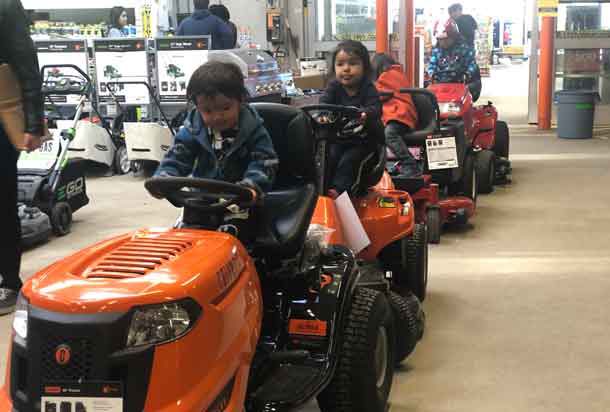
<box><xmin>385</xmin><ymin>122</ymin><xmax>422</xmax><ymax>177</ymax></box>
<box><xmin>0</xmin><ymin>0</ymin><xmax>44</xmax><ymax>314</ymax></box>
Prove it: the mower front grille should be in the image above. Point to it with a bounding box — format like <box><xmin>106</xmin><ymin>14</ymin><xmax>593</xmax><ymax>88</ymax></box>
<box><xmin>85</xmin><ymin>235</ymin><xmax>193</xmax><ymax>279</ymax></box>
<box><xmin>40</xmin><ymin>336</ymin><xmax>94</xmax><ymax>381</ymax></box>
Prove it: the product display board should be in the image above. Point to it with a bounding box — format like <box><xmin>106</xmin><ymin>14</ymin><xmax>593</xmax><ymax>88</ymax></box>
<box><xmin>155</xmin><ymin>36</ymin><xmax>211</xmax><ymax>103</ymax></box>
<box><xmin>93</xmin><ymin>39</ymin><xmax>150</xmax><ymax>105</ymax></box>
<box><xmin>36</xmin><ymin>40</ymin><xmax>88</xmax><ymax>105</ymax></box>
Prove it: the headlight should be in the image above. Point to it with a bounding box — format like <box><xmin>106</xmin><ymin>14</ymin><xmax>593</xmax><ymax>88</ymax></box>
<box><xmin>439</xmin><ymin>102</ymin><xmax>462</xmax><ymax>115</ymax></box>
<box><xmin>12</xmin><ymin>294</ymin><xmax>29</xmax><ymax>344</ymax></box>
<box><xmin>126</xmin><ymin>299</ymin><xmax>201</xmax><ymax>348</ymax></box>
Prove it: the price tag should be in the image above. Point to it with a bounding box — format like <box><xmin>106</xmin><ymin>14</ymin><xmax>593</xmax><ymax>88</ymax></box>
<box><xmin>426</xmin><ymin>136</ymin><xmax>458</xmax><ymax>170</ymax></box>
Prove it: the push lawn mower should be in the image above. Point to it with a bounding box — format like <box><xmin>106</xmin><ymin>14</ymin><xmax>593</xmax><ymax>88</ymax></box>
<box><xmin>382</xmin><ymin>88</ymin><xmax>478</xmax><ymax>244</ymax></box>
<box><xmin>2</xmin><ymin>103</ymin><xmax>420</xmax><ymax>412</ymax></box>
<box><xmin>17</xmin><ymin>65</ymin><xmax>92</xmax><ymax>244</ymax></box>
<box><xmin>166</xmin><ymin>63</ymin><xmax>185</xmax><ymax>78</ymax></box>
<box><xmin>428</xmin><ymin>74</ymin><xmax>511</xmax><ymax>194</ymax></box>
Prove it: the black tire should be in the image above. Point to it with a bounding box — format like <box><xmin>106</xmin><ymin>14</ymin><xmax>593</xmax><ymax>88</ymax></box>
<box><xmin>450</xmin><ymin>152</ymin><xmax>477</xmax><ymax>202</ymax></box>
<box><xmin>317</xmin><ymin>288</ymin><xmax>395</xmax><ymax>412</ymax></box>
<box><xmin>427</xmin><ymin>207</ymin><xmax>442</xmax><ymax>245</ymax></box>
<box><xmin>476</xmin><ymin>149</ymin><xmax>496</xmax><ymax>194</ymax></box>
<box><xmin>51</xmin><ymin>202</ymin><xmax>72</xmax><ymax>236</ymax></box>
<box><xmin>406</xmin><ymin>224</ymin><xmax>428</xmax><ymax>301</ymax></box>
<box><xmin>389</xmin><ymin>291</ymin><xmax>425</xmax><ymax>365</ymax></box>
<box><xmin>114</xmin><ymin>145</ymin><xmax>131</xmax><ymax>175</ymax></box>
<box><xmin>494</xmin><ymin>120</ymin><xmax>510</xmax><ymax>159</ymax></box>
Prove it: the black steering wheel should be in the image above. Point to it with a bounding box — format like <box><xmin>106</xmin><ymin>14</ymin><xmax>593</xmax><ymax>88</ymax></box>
<box><xmin>301</xmin><ymin>104</ymin><xmax>366</xmax><ymax>140</ymax></box>
<box><xmin>145</xmin><ymin>177</ymin><xmax>255</xmax><ymax>212</ymax></box>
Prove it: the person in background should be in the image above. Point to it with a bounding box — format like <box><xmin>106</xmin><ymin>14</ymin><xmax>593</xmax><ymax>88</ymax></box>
<box><xmin>108</xmin><ymin>6</ymin><xmax>128</xmax><ymax>38</ymax></box>
<box><xmin>209</xmin><ymin>4</ymin><xmax>238</xmax><ymax>49</ymax></box>
<box><xmin>448</xmin><ymin>3</ymin><xmax>477</xmax><ymax>48</ymax></box>
<box><xmin>0</xmin><ymin>0</ymin><xmax>44</xmax><ymax>314</ymax></box>
<box><xmin>428</xmin><ymin>19</ymin><xmax>481</xmax><ymax>101</ymax></box>
<box><xmin>320</xmin><ymin>40</ymin><xmax>384</xmax><ymax>199</ymax></box>
<box><xmin>371</xmin><ymin>54</ymin><xmax>421</xmax><ymax>178</ymax></box>
<box><xmin>177</xmin><ymin>0</ymin><xmax>233</xmax><ymax>50</ymax></box>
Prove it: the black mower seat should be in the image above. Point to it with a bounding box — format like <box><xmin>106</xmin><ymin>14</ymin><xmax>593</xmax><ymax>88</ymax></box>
<box><xmin>401</xmin><ymin>92</ymin><xmax>438</xmax><ymax>146</ymax></box>
<box><xmin>252</xmin><ymin>103</ymin><xmax>319</xmax><ymax>258</ymax></box>
<box><xmin>392</xmin><ymin>176</ymin><xmax>426</xmax><ymax>194</ymax></box>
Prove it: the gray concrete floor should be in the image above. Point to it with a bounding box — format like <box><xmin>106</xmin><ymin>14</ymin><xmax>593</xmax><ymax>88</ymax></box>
<box><xmin>3</xmin><ymin>63</ymin><xmax>610</xmax><ymax>411</ymax></box>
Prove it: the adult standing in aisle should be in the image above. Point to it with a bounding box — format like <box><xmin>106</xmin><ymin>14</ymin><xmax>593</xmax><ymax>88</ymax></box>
<box><xmin>209</xmin><ymin>4</ymin><xmax>238</xmax><ymax>49</ymax></box>
<box><xmin>449</xmin><ymin>3</ymin><xmax>477</xmax><ymax>48</ymax></box>
<box><xmin>108</xmin><ymin>6</ymin><xmax>129</xmax><ymax>38</ymax></box>
<box><xmin>177</xmin><ymin>0</ymin><xmax>233</xmax><ymax>50</ymax></box>
<box><xmin>0</xmin><ymin>0</ymin><xmax>44</xmax><ymax>314</ymax></box>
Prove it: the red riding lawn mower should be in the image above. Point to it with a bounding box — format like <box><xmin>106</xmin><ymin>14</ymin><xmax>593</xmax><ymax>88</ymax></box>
<box><xmin>428</xmin><ymin>77</ymin><xmax>511</xmax><ymax>194</ymax></box>
<box><xmin>384</xmin><ymin>88</ymin><xmax>478</xmax><ymax>244</ymax></box>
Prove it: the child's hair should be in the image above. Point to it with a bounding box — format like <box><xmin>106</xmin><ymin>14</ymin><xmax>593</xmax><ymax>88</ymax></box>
<box><xmin>187</xmin><ymin>61</ymin><xmax>248</xmax><ymax>103</ymax></box>
<box><xmin>331</xmin><ymin>40</ymin><xmax>373</xmax><ymax>81</ymax></box>
<box><xmin>371</xmin><ymin>53</ymin><xmax>398</xmax><ymax>80</ymax></box>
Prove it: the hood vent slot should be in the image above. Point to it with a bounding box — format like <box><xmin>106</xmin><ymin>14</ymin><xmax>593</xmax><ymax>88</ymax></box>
<box><xmin>85</xmin><ymin>236</ymin><xmax>193</xmax><ymax>279</ymax></box>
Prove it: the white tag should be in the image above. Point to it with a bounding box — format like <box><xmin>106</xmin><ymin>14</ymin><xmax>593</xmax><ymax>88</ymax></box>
<box><xmin>334</xmin><ymin>192</ymin><xmax>371</xmax><ymax>254</ymax></box>
<box><xmin>426</xmin><ymin>136</ymin><xmax>459</xmax><ymax>170</ymax></box>
<box><xmin>106</xmin><ymin>104</ymin><xmax>117</xmax><ymax>117</ymax></box>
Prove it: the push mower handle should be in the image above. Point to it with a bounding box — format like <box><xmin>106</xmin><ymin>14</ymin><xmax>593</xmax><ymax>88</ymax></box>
<box><xmin>40</xmin><ymin>64</ymin><xmax>93</xmax><ymax>96</ymax></box>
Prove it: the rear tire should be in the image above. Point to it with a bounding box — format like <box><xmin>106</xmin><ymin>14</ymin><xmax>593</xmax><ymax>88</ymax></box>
<box><xmin>51</xmin><ymin>202</ymin><xmax>72</xmax><ymax>236</ymax></box>
<box><xmin>427</xmin><ymin>207</ymin><xmax>442</xmax><ymax>244</ymax></box>
<box><xmin>389</xmin><ymin>291</ymin><xmax>425</xmax><ymax>365</ymax></box>
<box><xmin>476</xmin><ymin>150</ymin><xmax>496</xmax><ymax>194</ymax></box>
<box><xmin>494</xmin><ymin>120</ymin><xmax>510</xmax><ymax>159</ymax></box>
<box><xmin>450</xmin><ymin>151</ymin><xmax>477</xmax><ymax>202</ymax></box>
<box><xmin>317</xmin><ymin>288</ymin><xmax>395</xmax><ymax>412</ymax></box>
<box><xmin>114</xmin><ymin>145</ymin><xmax>131</xmax><ymax>175</ymax></box>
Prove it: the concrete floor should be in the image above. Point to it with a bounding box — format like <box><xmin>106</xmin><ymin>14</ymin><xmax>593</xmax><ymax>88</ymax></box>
<box><xmin>3</xmin><ymin>63</ymin><xmax>610</xmax><ymax>411</ymax></box>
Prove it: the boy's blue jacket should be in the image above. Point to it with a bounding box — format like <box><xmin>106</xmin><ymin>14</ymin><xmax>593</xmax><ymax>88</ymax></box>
<box><xmin>155</xmin><ymin>105</ymin><xmax>278</xmax><ymax>192</ymax></box>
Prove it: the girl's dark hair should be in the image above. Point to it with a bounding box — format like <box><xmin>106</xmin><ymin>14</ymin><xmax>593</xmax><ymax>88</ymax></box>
<box><xmin>331</xmin><ymin>40</ymin><xmax>373</xmax><ymax>80</ymax></box>
<box><xmin>209</xmin><ymin>4</ymin><xmax>230</xmax><ymax>22</ymax></box>
<box><xmin>371</xmin><ymin>53</ymin><xmax>397</xmax><ymax>80</ymax></box>
<box><xmin>109</xmin><ymin>6</ymin><xmax>126</xmax><ymax>29</ymax></box>
<box><xmin>187</xmin><ymin>61</ymin><xmax>248</xmax><ymax>103</ymax></box>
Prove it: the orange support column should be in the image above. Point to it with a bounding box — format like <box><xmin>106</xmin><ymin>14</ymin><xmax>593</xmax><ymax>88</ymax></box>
<box><xmin>376</xmin><ymin>0</ymin><xmax>389</xmax><ymax>53</ymax></box>
<box><xmin>405</xmin><ymin>0</ymin><xmax>415</xmax><ymax>86</ymax></box>
<box><xmin>538</xmin><ymin>16</ymin><xmax>555</xmax><ymax>129</ymax></box>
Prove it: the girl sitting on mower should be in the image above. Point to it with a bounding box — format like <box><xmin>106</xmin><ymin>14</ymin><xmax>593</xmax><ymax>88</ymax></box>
<box><xmin>372</xmin><ymin>53</ymin><xmax>422</xmax><ymax>178</ymax></box>
<box><xmin>320</xmin><ymin>40</ymin><xmax>385</xmax><ymax>199</ymax></box>
<box><xmin>152</xmin><ymin>61</ymin><xmax>278</xmax><ymax>198</ymax></box>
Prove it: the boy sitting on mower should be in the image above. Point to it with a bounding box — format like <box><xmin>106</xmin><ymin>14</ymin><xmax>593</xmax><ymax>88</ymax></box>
<box><xmin>428</xmin><ymin>19</ymin><xmax>481</xmax><ymax>101</ymax></box>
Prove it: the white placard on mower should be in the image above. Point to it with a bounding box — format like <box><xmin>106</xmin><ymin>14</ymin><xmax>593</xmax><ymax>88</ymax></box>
<box><xmin>426</xmin><ymin>136</ymin><xmax>459</xmax><ymax>170</ymax></box>
<box><xmin>66</xmin><ymin>120</ymin><xmax>116</xmax><ymax>168</ymax></box>
<box><xmin>18</xmin><ymin>130</ymin><xmax>62</xmax><ymax>172</ymax></box>
<box><xmin>124</xmin><ymin>122</ymin><xmax>173</xmax><ymax>163</ymax></box>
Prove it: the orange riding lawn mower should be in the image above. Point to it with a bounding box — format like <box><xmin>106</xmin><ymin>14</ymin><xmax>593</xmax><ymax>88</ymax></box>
<box><xmin>2</xmin><ymin>103</ymin><xmax>426</xmax><ymax>412</ymax></box>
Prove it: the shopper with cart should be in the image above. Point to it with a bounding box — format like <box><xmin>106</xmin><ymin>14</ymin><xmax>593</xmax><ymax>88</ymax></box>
<box><xmin>0</xmin><ymin>0</ymin><xmax>44</xmax><ymax>314</ymax></box>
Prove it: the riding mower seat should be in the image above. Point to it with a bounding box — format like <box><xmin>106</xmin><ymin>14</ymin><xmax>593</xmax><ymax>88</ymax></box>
<box><xmin>401</xmin><ymin>93</ymin><xmax>439</xmax><ymax>146</ymax></box>
<box><xmin>251</xmin><ymin>103</ymin><xmax>319</xmax><ymax>258</ymax></box>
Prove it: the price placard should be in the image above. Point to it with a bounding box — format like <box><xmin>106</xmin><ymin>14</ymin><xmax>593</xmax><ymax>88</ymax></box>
<box><xmin>94</xmin><ymin>39</ymin><xmax>150</xmax><ymax>106</ymax></box>
<box><xmin>36</xmin><ymin>40</ymin><xmax>88</xmax><ymax>105</ymax></box>
<box><xmin>426</xmin><ymin>136</ymin><xmax>459</xmax><ymax>170</ymax></box>
<box><xmin>155</xmin><ymin>36</ymin><xmax>210</xmax><ymax>103</ymax></box>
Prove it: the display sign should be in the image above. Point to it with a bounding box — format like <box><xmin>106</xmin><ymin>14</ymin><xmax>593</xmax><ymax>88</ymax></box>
<box><xmin>155</xmin><ymin>36</ymin><xmax>211</xmax><ymax>103</ymax></box>
<box><xmin>36</xmin><ymin>40</ymin><xmax>88</xmax><ymax>105</ymax></box>
<box><xmin>426</xmin><ymin>136</ymin><xmax>459</xmax><ymax>170</ymax></box>
<box><xmin>17</xmin><ymin>129</ymin><xmax>62</xmax><ymax>172</ymax></box>
<box><xmin>538</xmin><ymin>0</ymin><xmax>559</xmax><ymax>17</ymax></box>
<box><xmin>93</xmin><ymin>39</ymin><xmax>150</xmax><ymax>106</ymax></box>
<box><xmin>41</xmin><ymin>382</ymin><xmax>123</xmax><ymax>412</ymax></box>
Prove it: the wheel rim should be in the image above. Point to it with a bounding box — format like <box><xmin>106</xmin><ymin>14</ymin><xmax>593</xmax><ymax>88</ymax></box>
<box><xmin>119</xmin><ymin>147</ymin><xmax>130</xmax><ymax>174</ymax></box>
<box><xmin>375</xmin><ymin>326</ymin><xmax>389</xmax><ymax>389</ymax></box>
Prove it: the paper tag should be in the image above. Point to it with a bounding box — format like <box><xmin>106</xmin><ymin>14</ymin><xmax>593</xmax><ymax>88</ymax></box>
<box><xmin>334</xmin><ymin>192</ymin><xmax>371</xmax><ymax>254</ymax></box>
<box><xmin>42</xmin><ymin>382</ymin><xmax>123</xmax><ymax>412</ymax></box>
<box><xmin>426</xmin><ymin>136</ymin><xmax>459</xmax><ymax>170</ymax></box>
<box><xmin>106</xmin><ymin>104</ymin><xmax>117</xmax><ymax>117</ymax></box>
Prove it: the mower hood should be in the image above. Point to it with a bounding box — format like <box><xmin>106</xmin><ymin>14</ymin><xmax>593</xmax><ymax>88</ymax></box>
<box><xmin>21</xmin><ymin>228</ymin><xmax>250</xmax><ymax>314</ymax></box>
<box><xmin>428</xmin><ymin>83</ymin><xmax>468</xmax><ymax>104</ymax></box>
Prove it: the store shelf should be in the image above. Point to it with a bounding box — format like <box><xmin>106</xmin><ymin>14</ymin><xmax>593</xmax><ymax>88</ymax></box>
<box><xmin>23</xmin><ymin>0</ymin><xmax>141</xmax><ymax>10</ymax></box>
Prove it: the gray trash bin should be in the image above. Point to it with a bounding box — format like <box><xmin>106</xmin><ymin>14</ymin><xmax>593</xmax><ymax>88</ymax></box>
<box><xmin>555</xmin><ymin>90</ymin><xmax>599</xmax><ymax>139</ymax></box>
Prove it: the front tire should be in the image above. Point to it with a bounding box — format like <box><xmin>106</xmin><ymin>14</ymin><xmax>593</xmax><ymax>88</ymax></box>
<box><xmin>427</xmin><ymin>207</ymin><xmax>442</xmax><ymax>244</ymax></box>
<box><xmin>389</xmin><ymin>291</ymin><xmax>425</xmax><ymax>365</ymax></box>
<box><xmin>51</xmin><ymin>202</ymin><xmax>72</xmax><ymax>236</ymax></box>
<box><xmin>494</xmin><ymin>120</ymin><xmax>510</xmax><ymax>159</ymax></box>
<box><xmin>317</xmin><ymin>288</ymin><xmax>395</xmax><ymax>412</ymax></box>
<box><xmin>406</xmin><ymin>224</ymin><xmax>428</xmax><ymax>301</ymax></box>
<box><xmin>450</xmin><ymin>151</ymin><xmax>477</xmax><ymax>202</ymax></box>
<box><xmin>114</xmin><ymin>145</ymin><xmax>131</xmax><ymax>175</ymax></box>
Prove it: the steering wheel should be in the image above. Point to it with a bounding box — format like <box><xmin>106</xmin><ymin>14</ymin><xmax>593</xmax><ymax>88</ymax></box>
<box><xmin>301</xmin><ymin>104</ymin><xmax>366</xmax><ymax>140</ymax></box>
<box><xmin>145</xmin><ymin>177</ymin><xmax>256</xmax><ymax>212</ymax></box>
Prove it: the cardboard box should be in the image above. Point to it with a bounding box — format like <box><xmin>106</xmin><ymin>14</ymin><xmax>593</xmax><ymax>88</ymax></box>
<box><xmin>294</xmin><ymin>74</ymin><xmax>328</xmax><ymax>91</ymax></box>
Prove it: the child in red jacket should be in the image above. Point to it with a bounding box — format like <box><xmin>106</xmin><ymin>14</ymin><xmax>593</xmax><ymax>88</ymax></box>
<box><xmin>372</xmin><ymin>54</ymin><xmax>422</xmax><ymax>177</ymax></box>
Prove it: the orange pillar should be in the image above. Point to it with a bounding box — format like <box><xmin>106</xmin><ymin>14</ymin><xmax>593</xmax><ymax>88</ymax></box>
<box><xmin>376</xmin><ymin>0</ymin><xmax>389</xmax><ymax>53</ymax></box>
<box><xmin>405</xmin><ymin>0</ymin><xmax>415</xmax><ymax>86</ymax></box>
<box><xmin>538</xmin><ymin>16</ymin><xmax>555</xmax><ymax>129</ymax></box>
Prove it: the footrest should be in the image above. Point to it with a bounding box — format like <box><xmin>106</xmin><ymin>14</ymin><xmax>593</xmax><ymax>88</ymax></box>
<box><xmin>252</xmin><ymin>363</ymin><xmax>324</xmax><ymax>404</ymax></box>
